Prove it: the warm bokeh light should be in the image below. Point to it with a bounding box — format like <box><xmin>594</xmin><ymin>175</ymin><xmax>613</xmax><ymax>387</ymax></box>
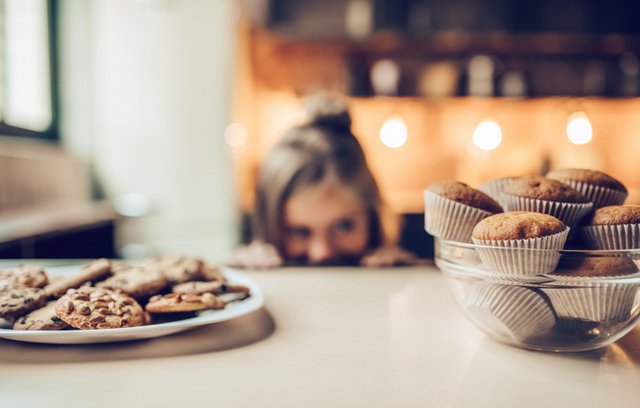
<box><xmin>472</xmin><ymin>119</ymin><xmax>502</xmax><ymax>150</ymax></box>
<box><xmin>379</xmin><ymin>116</ymin><xmax>408</xmax><ymax>148</ymax></box>
<box><xmin>370</xmin><ymin>59</ymin><xmax>400</xmax><ymax>96</ymax></box>
<box><xmin>345</xmin><ymin>0</ymin><xmax>373</xmax><ymax>39</ymax></box>
<box><xmin>224</xmin><ymin>123</ymin><xmax>249</xmax><ymax>147</ymax></box>
<box><xmin>468</xmin><ymin>55</ymin><xmax>495</xmax><ymax>96</ymax></box>
<box><xmin>566</xmin><ymin>112</ymin><xmax>593</xmax><ymax>145</ymax></box>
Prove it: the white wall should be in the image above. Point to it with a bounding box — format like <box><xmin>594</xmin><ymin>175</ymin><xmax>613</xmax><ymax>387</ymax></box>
<box><xmin>58</xmin><ymin>0</ymin><xmax>239</xmax><ymax>261</ymax></box>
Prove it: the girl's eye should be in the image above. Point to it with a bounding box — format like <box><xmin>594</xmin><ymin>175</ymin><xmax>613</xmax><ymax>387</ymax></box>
<box><xmin>333</xmin><ymin>219</ymin><xmax>354</xmax><ymax>234</ymax></box>
<box><xmin>286</xmin><ymin>226</ymin><xmax>311</xmax><ymax>240</ymax></box>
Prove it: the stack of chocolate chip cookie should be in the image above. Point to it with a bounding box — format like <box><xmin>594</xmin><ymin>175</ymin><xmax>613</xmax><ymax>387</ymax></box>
<box><xmin>0</xmin><ymin>255</ymin><xmax>250</xmax><ymax>331</ymax></box>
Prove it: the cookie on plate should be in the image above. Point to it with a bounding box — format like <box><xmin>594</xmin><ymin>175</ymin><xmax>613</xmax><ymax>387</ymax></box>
<box><xmin>172</xmin><ymin>280</ymin><xmax>250</xmax><ymax>296</ymax></box>
<box><xmin>110</xmin><ymin>261</ymin><xmax>132</xmax><ymax>274</ymax></box>
<box><xmin>201</xmin><ymin>264</ymin><xmax>227</xmax><ymax>282</ymax></box>
<box><xmin>55</xmin><ymin>287</ymin><xmax>145</xmax><ymax>330</ymax></box>
<box><xmin>143</xmin><ymin>310</ymin><xmax>153</xmax><ymax>325</ymax></box>
<box><xmin>145</xmin><ymin>292</ymin><xmax>226</xmax><ymax>313</ymax></box>
<box><xmin>0</xmin><ymin>265</ymin><xmax>49</xmax><ymax>290</ymax></box>
<box><xmin>13</xmin><ymin>301</ymin><xmax>71</xmax><ymax>331</ymax></box>
<box><xmin>0</xmin><ymin>287</ymin><xmax>48</xmax><ymax>319</ymax></box>
<box><xmin>142</xmin><ymin>255</ymin><xmax>207</xmax><ymax>284</ymax></box>
<box><xmin>44</xmin><ymin>259</ymin><xmax>112</xmax><ymax>299</ymax></box>
<box><xmin>96</xmin><ymin>265</ymin><xmax>168</xmax><ymax>299</ymax></box>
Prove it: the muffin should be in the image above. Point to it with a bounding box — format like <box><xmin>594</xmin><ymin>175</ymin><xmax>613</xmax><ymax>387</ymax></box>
<box><xmin>554</xmin><ymin>256</ymin><xmax>638</xmax><ymax>278</ymax></box>
<box><xmin>471</xmin><ymin>211</ymin><xmax>569</xmax><ymax>275</ymax></box>
<box><xmin>542</xmin><ymin>257</ymin><xmax>640</xmax><ymax>327</ymax></box>
<box><xmin>478</xmin><ymin>177</ymin><xmax>516</xmax><ymax>209</ymax></box>
<box><xmin>502</xmin><ymin>176</ymin><xmax>593</xmax><ymax>228</ymax></box>
<box><xmin>424</xmin><ymin>181</ymin><xmax>503</xmax><ymax>243</ymax></box>
<box><xmin>546</xmin><ymin>168</ymin><xmax>627</xmax><ymax>209</ymax></box>
<box><xmin>581</xmin><ymin>205</ymin><xmax>640</xmax><ymax>250</ymax></box>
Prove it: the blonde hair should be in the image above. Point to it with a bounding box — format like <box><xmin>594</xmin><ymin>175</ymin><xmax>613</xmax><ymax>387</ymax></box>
<box><xmin>253</xmin><ymin>94</ymin><xmax>399</xmax><ymax>254</ymax></box>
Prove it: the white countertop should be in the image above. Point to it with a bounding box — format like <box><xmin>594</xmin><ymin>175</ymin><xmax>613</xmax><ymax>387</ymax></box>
<box><xmin>1</xmin><ymin>265</ymin><xmax>639</xmax><ymax>407</ymax></box>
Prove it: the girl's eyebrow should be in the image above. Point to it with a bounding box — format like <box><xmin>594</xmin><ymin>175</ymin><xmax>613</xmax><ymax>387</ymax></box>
<box><xmin>336</xmin><ymin>212</ymin><xmax>361</xmax><ymax>219</ymax></box>
<box><xmin>284</xmin><ymin>210</ymin><xmax>363</xmax><ymax>226</ymax></box>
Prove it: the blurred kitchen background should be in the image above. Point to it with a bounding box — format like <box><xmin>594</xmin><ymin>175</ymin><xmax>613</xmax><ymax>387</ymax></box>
<box><xmin>1</xmin><ymin>0</ymin><xmax>640</xmax><ymax>261</ymax></box>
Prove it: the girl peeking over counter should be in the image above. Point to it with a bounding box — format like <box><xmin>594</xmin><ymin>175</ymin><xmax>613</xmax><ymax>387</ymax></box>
<box><xmin>227</xmin><ymin>94</ymin><xmax>422</xmax><ymax>268</ymax></box>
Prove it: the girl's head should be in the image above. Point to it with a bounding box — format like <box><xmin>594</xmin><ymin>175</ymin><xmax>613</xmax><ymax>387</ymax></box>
<box><xmin>254</xmin><ymin>95</ymin><xmax>397</xmax><ymax>265</ymax></box>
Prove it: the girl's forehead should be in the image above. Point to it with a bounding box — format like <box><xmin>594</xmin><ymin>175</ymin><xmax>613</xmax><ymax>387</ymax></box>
<box><xmin>292</xmin><ymin>177</ymin><xmax>361</xmax><ymax>202</ymax></box>
<box><xmin>286</xmin><ymin>178</ymin><xmax>366</xmax><ymax>216</ymax></box>
<box><xmin>284</xmin><ymin>183</ymin><xmax>367</xmax><ymax>227</ymax></box>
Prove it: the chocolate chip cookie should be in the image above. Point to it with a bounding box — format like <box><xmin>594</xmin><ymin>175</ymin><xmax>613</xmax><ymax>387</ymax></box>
<box><xmin>201</xmin><ymin>264</ymin><xmax>227</xmax><ymax>282</ymax></box>
<box><xmin>172</xmin><ymin>280</ymin><xmax>250</xmax><ymax>296</ymax></box>
<box><xmin>145</xmin><ymin>292</ymin><xmax>226</xmax><ymax>313</ymax></box>
<box><xmin>96</xmin><ymin>265</ymin><xmax>168</xmax><ymax>299</ymax></box>
<box><xmin>0</xmin><ymin>287</ymin><xmax>48</xmax><ymax>319</ymax></box>
<box><xmin>13</xmin><ymin>301</ymin><xmax>71</xmax><ymax>331</ymax></box>
<box><xmin>55</xmin><ymin>287</ymin><xmax>145</xmax><ymax>330</ymax></box>
<box><xmin>0</xmin><ymin>265</ymin><xmax>49</xmax><ymax>290</ymax></box>
<box><xmin>142</xmin><ymin>255</ymin><xmax>207</xmax><ymax>284</ymax></box>
<box><xmin>44</xmin><ymin>259</ymin><xmax>112</xmax><ymax>299</ymax></box>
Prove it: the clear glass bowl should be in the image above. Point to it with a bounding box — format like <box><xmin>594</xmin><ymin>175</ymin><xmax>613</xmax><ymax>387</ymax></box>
<box><xmin>435</xmin><ymin>238</ymin><xmax>640</xmax><ymax>352</ymax></box>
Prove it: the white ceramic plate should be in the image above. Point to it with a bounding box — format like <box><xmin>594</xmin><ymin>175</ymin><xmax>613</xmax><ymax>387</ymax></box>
<box><xmin>0</xmin><ymin>266</ymin><xmax>264</xmax><ymax>344</ymax></box>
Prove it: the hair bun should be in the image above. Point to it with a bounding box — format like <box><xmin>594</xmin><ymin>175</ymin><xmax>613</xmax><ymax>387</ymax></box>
<box><xmin>304</xmin><ymin>93</ymin><xmax>352</xmax><ymax>131</ymax></box>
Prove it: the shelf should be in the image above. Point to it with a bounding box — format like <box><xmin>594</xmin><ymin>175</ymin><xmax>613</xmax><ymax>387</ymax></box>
<box><xmin>269</xmin><ymin>30</ymin><xmax>640</xmax><ymax>58</ymax></box>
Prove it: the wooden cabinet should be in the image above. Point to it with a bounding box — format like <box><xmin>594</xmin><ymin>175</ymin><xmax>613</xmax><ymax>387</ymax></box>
<box><xmin>247</xmin><ymin>0</ymin><xmax>640</xmax><ymax>97</ymax></box>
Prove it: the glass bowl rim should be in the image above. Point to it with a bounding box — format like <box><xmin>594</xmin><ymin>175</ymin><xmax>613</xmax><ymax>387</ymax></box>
<box><xmin>435</xmin><ymin>237</ymin><xmax>640</xmax><ymax>255</ymax></box>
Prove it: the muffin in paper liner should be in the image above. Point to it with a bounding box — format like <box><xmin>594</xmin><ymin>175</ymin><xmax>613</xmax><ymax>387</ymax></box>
<box><xmin>472</xmin><ymin>228</ymin><xmax>570</xmax><ymax>276</ymax></box>
<box><xmin>465</xmin><ymin>282</ymin><xmax>556</xmax><ymax>342</ymax></box>
<box><xmin>540</xmin><ymin>281</ymin><xmax>640</xmax><ymax>325</ymax></box>
<box><xmin>581</xmin><ymin>223</ymin><xmax>640</xmax><ymax>250</ymax></box>
<box><xmin>502</xmin><ymin>194</ymin><xmax>593</xmax><ymax>229</ymax></box>
<box><xmin>424</xmin><ymin>190</ymin><xmax>493</xmax><ymax>243</ymax></box>
<box><xmin>553</xmin><ymin>179</ymin><xmax>627</xmax><ymax>210</ymax></box>
<box><xmin>478</xmin><ymin>177</ymin><xmax>515</xmax><ymax>208</ymax></box>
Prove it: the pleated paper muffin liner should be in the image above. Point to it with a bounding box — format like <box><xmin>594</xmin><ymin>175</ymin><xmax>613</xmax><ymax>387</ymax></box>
<box><xmin>478</xmin><ymin>178</ymin><xmax>514</xmax><ymax>209</ymax></box>
<box><xmin>472</xmin><ymin>228</ymin><xmax>570</xmax><ymax>276</ymax></box>
<box><xmin>554</xmin><ymin>179</ymin><xmax>627</xmax><ymax>209</ymax></box>
<box><xmin>581</xmin><ymin>223</ymin><xmax>640</xmax><ymax>250</ymax></box>
<box><xmin>541</xmin><ymin>283</ymin><xmax>640</xmax><ymax>324</ymax></box>
<box><xmin>502</xmin><ymin>195</ymin><xmax>593</xmax><ymax>229</ymax></box>
<box><xmin>466</xmin><ymin>283</ymin><xmax>556</xmax><ymax>342</ymax></box>
<box><xmin>424</xmin><ymin>190</ymin><xmax>493</xmax><ymax>243</ymax></box>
